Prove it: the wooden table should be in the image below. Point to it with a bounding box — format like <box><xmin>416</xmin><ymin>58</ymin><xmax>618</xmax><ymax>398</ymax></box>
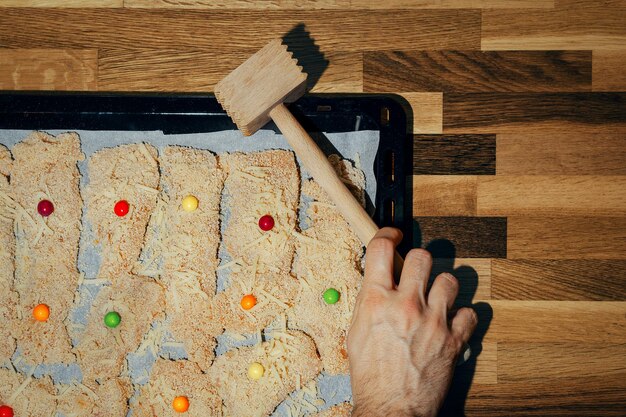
<box><xmin>1</xmin><ymin>1</ymin><xmax>625</xmax><ymax>416</ymax></box>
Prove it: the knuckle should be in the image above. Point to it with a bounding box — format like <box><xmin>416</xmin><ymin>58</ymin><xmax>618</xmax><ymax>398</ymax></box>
<box><xmin>438</xmin><ymin>272</ymin><xmax>459</xmax><ymax>290</ymax></box>
<box><xmin>358</xmin><ymin>288</ymin><xmax>388</xmax><ymax>311</ymax></box>
<box><xmin>367</xmin><ymin>236</ymin><xmax>395</xmax><ymax>255</ymax></box>
<box><xmin>449</xmin><ymin>335</ymin><xmax>464</xmax><ymax>353</ymax></box>
<box><xmin>393</xmin><ymin>296</ymin><xmax>421</xmax><ymax>318</ymax></box>
<box><xmin>465</xmin><ymin>308</ymin><xmax>479</xmax><ymax>326</ymax></box>
<box><xmin>406</xmin><ymin>248</ymin><xmax>432</xmax><ymax>264</ymax></box>
<box><xmin>423</xmin><ymin>315</ymin><xmax>446</xmax><ymax>335</ymax></box>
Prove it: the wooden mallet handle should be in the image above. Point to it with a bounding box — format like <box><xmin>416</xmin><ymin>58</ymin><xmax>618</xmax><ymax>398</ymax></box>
<box><xmin>214</xmin><ymin>39</ymin><xmax>404</xmax><ymax>276</ymax></box>
<box><xmin>270</xmin><ymin>103</ymin><xmax>404</xmax><ymax>276</ymax></box>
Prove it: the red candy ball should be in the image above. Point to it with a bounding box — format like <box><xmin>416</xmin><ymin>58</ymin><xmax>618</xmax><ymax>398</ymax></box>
<box><xmin>0</xmin><ymin>405</ymin><xmax>14</xmax><ymax>417</ymax></box>
<box><xmin>258</xmin><ymin>214</ymin><xmax>275</xmax><ymax>231</ymax></box>
<box><xmin>37</xmin><ymin>199</ymin><xmax>54</xmax><ymax>217</ymax></box>
<box><xmin>114</xmin><ymin>200</ymin><xmax>130</xmax><ymax>217</ymax></box>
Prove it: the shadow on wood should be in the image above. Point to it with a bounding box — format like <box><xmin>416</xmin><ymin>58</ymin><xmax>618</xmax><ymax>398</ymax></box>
<box><xmin>414</xmin><ymin>239</ymin><xmax>494</xmax><ymax>417</ymax></box>
<box><xmin>282</xmin><ymin>23</ymin><xmax>329</xmax><ymax>92</ymax></box>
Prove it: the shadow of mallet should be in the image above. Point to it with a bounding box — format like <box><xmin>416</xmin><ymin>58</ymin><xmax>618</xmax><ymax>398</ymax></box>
<box><xmin>215</xmin><ymin>39</ymin><xmax>403</xmax><ymax>274</ymax></box>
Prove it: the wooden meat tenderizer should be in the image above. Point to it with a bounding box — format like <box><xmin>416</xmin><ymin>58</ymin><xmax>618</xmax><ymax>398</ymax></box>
<box><xmin>215</xmin><ymin>39</ymin><xmax>403</xmax><ymax>274</ymax></box>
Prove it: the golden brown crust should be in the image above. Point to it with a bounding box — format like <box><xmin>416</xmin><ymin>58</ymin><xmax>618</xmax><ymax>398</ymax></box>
<box><xmin>209</xmin><ymin>330</ymin><xmax>322</xmax><ymax>417</ymax></box>
<box><xmin>11</xmin><ymin>131</ymin><xmax>84</xmax><ymax>365</ymax></box>
<box><xmin>132</xmin><ymin>358</ymin><xmax>222</xmax><ymax>417</ymax></box>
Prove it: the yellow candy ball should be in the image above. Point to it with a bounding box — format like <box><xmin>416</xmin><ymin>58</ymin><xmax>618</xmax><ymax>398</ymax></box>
<box><xmin>181</xmin><ymin>195</ymin><xmax>199</xmax><ymax>212</ymax></box>
<box><xmin>247</xmin><ymin>362</ymin><xmax>264</xmax><ymax>380</ymax></box>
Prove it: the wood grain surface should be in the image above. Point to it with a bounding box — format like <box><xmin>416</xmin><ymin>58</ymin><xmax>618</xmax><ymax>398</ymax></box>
<box><xmin>1</xmin><ymin>1</ymin><xmax>625</xmax><ymax>415</ymax></box>
<box><xmin>491</xmin><ymin>259</ymin><xmax>626</xmax><ymax>301</ymax></box>
<box><xmin>496</xmin><ymin>131</ymin><xmax>626</xmax><ymax>175</ymax></box>
<box><xmin>413</xmin><ymin>134</ymin><xmax>495</xmax><ymax>175</ymax></box>
<box><xmin>443</xmin><ymin>92</ymin><xmax>626</xmax><ymax>133</ymax></box>
<box><xmin>364</xmin><ymin>50</ymin><xmax>591</xmax><ymax>92</ymax></box>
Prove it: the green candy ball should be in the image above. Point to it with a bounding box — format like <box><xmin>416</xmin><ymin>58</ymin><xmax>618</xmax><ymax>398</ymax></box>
<box><xmin>323</xmin><ymin>288</ymin><xmax>340</xmax><ymax>305</ymax></box>
<box><xmin>104</xmin><ymin>311</ymin><xmax>121</xmax><ymax>328</ymax></box>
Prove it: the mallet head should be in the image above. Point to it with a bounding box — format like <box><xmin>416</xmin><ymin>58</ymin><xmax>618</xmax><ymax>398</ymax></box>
<box><xmin>215</xmin><ymin>39</ymin><xmax>308</xmax><ymax>136</ymax></box>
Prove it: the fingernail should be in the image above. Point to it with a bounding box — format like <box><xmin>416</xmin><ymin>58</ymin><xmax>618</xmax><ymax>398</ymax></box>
<box><xmin>441</xmin><ymin>273</ymin><xmax>457</xmax><ymax>284</ymax></box>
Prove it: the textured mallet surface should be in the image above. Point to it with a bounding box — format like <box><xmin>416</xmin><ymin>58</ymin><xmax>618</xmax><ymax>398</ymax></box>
<box><xmin>214</xmin><ymin>39</ymin><xmax>307</xmax><ymax>136</ymax></box>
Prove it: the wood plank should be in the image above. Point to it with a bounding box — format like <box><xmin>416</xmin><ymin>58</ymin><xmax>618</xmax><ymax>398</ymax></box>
<box><xmin>97</xmin><ymin>48</ymin><xmax>361</xmax><ymax>92</ymax></box>
<box><xmin>450</xmin><ymin>341</ymin><xmax>498</xmax><ymax>387</ymax></box>
<box><xmin>498</xmin><ymin>343</ymin><xmax>626</xmax><ymax>382</ymax></box>
<box><xmin>125</xmin><ymin>0</ymin><xmax>349</xmax><ymax>8</ymax></box>
<box><xmin>486</xmin><ymin>301</ymin><xmax>626</xmax><ymax>343</ymax></box>
<box><xmin>476</xmin><ymin>176</ymin><xmax>626</xmax><ymax>216</ymax></box>
<box><xmin>364</xmin><ymin>51</ymin><xmax>591</xmax><ymax>92</ymax></box>
<box><xmin>472</xmin><ymin>341</ymin><xmax>497</xmax><ymax>385</ymax></box>
<box><xmin>414</xmin><ymin>217</ymin><xmax>507</xmax><ymax>258</ymax></box>
<box><xmin>443</xmin><ymin>93</ymin><xmax>626</xmax><ymax>133</ymax></box>
<box><xmin>496</xmin><ymin>132</ymin><xmax>626</xmax><ymax>175</ymax></box>
<box><xmin>557</xmin><ymin>0</ymin><xmax>626</xmax><ymax>6</ymax></box>
<box><xmin>431</xmin><ymin>258</ymin><xmax>492</xmax><ymax>301</ymax></box>
<box><xmin>492</xmin><ymin>259</ymin><xmax>626</xmax><ymax>301</ymax></box>
<box><xmin>452</xmin><ymin>376</ymin><xmax>626</xmax><ymax>416</ymax></box>
<box><xmin>507</xmin><ymin>216</ymin><xmax>626</xmax><ymax>259</ymax></box>
<box><xmin>482</xmin><ymin>6</ymin><xmax>626</xmax><ymax>50</ymax></box>
<box><xmin>0</xmin><ymin>0</ymin><xmax>122</xmax><ymax>6</ymax></box>
<box><xmin>126</xmin><ymin>0</ymin><xmax>553</xmax><ymax>9</ymax></box>
<box><xmin>414</xmin><ymin>176</ymin><xmax>626</xmax><ymax>217</ymax></box>
<box><xmin>0</xmin><ymin>9</ymin><xmax>481</xmax><ymax>52</ymax></box>
<box><xmin>414</xmin><ymin>134</ymin><xmax>495</xmax><ymax>175</ymax></box>
<box><xmin>352</xmin><ymin>0</ymin><xmax>553</xmax><ymax>7</ymax></box>
<box><xmin>0</xmin><ymin>49</ymin><xmax>97</xmax><ymax>90</ymax></box>
<box><xmin>593</xmin><ymin>50</ymin><xmax>626</xmax><ymax>91</ymax></box>
<box><xmin>309</xmin><ymin>52</ymin><xmax>362</xmax><ymax>93</ymax></box>
<box><xmin>413</xmin><ymin>176</ymin><xmax>477</xmax><ymax>216</ymax></box>
<box><xmin>399</xmin><ymin>93</ymin><xmax>443</xmax><ymax>134</ymax></box>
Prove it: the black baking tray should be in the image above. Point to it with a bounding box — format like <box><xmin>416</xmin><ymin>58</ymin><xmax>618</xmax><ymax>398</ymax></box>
<box><xmin>0</xmin><ymin>92</ymin><xmax>412</xmax><ymax>251</ymax></box>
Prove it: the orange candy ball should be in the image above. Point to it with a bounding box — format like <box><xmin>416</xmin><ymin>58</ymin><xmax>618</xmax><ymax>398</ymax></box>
<box><xmin>240</xmin><ymin>294</ymin><xmax>257</xmax><ymax>310</ymax></box>
<box><xmin>33</xmin><ymin>304</ymin><xmax>50</xmax><ymax>322</ymax></box>
<box><xmin>172</xmin><ymin>396</ymin><xmax>190</xmax><ymax>413</ymax></box>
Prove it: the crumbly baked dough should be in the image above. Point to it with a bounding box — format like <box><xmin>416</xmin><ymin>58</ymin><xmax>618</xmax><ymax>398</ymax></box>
<box><xmin>211</xmin><ymin>150</ymin><xmax>301</xmax><ymax>334</ymax></box>
<box><xmin>289</xmin><ymin>156</ymin><xmax>365</xmax><ymax>375</ymax></box>
<box><xmin>3</xmin><ymin>135</ymin><xmax>366</xmax><ymax>416</ymax></box>
<box><xmin>132</xmin><ymin>358</ymin><xmax>222</xmax><ymax>417</ymax></box>
<box><xmin>209</xmin><ymin>330</ymin><xmax>322</xmax><ymax>417</ymax></box>
<box><xmin>0</xmin><ymin>368</ymin><xmax>56</xmax><ymax>416</ymax></box>
<box><xmin>55</xmin><ymin>377</ymin><xmax>132</xmax><ymax>417</ymax></box>
<box><xmin>0</xmin><ymin>145</ymin><xmax>17</xmax><ymax>365</ymax></box>
<box><xmin>74</xmin><ymin>276</ymin><xmax>165</xmax><ymax>386</ymax></box>
<box><xmin>138</xmin><ymin>146</ymin><xmax>225</xmax><ymax>371</ymax></box>
<box><xmin>76</xmin><ymin>144</ymin><xmax>165</xmax><ymax>404</ymax></box>
<box><xmin>84</xmin><ymin>143</ymin><xmax>160</xmax><ymax>282</ymax></box>
<box><xmin>11</xmin><ymin>132</ymin><xmax>84</xmax><ymax>365</ymax></box>
<box><xmin>311</xmin><ymin>402</ymin><xmax>353</xmax><ymax>417</ymax></box>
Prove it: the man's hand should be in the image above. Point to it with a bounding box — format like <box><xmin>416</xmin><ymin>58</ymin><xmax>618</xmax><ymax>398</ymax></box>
<box><xmin>347</xmin><ymin>228</ymin><xmax>477</xmax><ymax>417</ymax></box>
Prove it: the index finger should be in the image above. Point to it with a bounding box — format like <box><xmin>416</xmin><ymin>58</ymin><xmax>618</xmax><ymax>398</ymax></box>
<box><xmin>363</xmin><ymin>227</ymin><xmax>403</xmax><ymax>290</ymax></box>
